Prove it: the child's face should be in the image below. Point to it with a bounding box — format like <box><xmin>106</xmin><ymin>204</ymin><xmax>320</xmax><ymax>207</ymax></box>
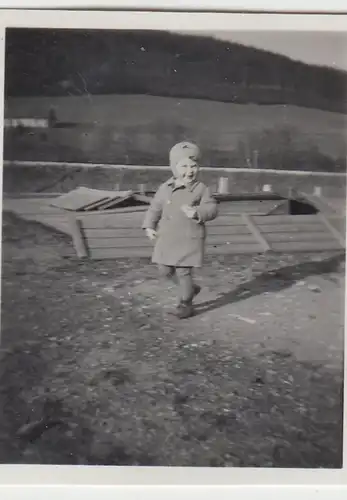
<box><xmin>176</xmin><ymin>159</ymin><xmax>199</xmax><ymax>185</ymax></box>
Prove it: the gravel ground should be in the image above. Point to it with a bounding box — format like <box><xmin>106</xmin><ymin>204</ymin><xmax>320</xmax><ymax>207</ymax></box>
<box><xmin>0</xmin><ymin>211</ymin><xmax>345</xmax><ymax>467</ymax></box>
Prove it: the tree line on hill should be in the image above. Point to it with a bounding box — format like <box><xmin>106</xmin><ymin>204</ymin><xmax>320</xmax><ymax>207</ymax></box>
<box><xmin>5</xmin><ymin>28</ymin><xmax>347</xmax><ymax>113</ymax></box>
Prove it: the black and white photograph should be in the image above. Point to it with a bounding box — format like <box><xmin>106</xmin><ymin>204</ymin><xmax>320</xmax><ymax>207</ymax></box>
<box><xmin>0</xmin><ymin>11</ymin><xmax>346</xmax><ymax>470</ymax></box>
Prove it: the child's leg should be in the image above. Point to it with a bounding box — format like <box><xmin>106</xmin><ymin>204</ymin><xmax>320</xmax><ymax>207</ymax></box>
<box><xmin>157</xmin><ymin>264</ymin><xmax>178</xmax><ymax>285</ymax></box>
<box><xmin>175</xmin><ymin>267</ymin><xmax>195</xmax><ymax>303</ymax></box>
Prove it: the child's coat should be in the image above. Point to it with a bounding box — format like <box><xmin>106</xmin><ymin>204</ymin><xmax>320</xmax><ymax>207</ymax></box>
<box><xmin>142</xmin><ymin>178</ymin><xmax>218</xmax><ymax>267</ymax></box>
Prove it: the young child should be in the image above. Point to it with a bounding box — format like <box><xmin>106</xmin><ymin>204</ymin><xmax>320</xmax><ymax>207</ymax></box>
<box><xmin>142</xmin><ymin>141</ymin><xmax>218</xmax><ymax>319</ymax></box>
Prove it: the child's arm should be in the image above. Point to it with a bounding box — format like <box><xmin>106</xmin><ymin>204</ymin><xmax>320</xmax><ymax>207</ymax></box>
<box><xmin>142</xmin><ymin>185</ymin><xmax>165</xmax><ymax>231</ymax></box>
<box><xmin>195</xmin><ymin>186</ymin><xmax>218</xmax><ymax>223</ymax></box>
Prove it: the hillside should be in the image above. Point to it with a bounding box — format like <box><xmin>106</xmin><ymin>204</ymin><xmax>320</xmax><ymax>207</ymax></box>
<box><xmin>4</xmin><ymin>94</ymin><xmax>347</xmax><ymax>171</ymax></box>
<box><xmin>5</xmin><ymin>29</ymin><xmax>347</xmax><ymax>113</ymax></box>
<box><xmin>5</xmin><ymin>94</ymin><xmax>347</xmax><ymax>157</ymax></box>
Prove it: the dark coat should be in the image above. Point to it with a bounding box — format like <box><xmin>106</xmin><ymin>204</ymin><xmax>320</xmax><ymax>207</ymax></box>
<box><xmin>142</xmin><ymin>178</ymin><xmax>218</xmax><ymax>267</ymax></box>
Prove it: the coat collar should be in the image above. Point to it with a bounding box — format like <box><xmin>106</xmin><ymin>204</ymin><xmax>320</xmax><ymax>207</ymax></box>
<box><xmin>167</xmin><ymin>177</ymin><xmax>199</xmax><ymax>193</ymax></box>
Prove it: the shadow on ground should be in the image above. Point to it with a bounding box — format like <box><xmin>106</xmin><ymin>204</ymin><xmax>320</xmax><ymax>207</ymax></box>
<box><xmin>195</xmin><ymin>253</ymin><xmax>345</xmax><ymax>316</ymax></box>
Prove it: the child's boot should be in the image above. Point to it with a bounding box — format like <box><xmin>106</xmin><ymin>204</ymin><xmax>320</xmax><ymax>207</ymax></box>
<box><xmin>193</xmin><ymin>284</ymin><xmax>201</xmax><ymax>299</ymax></box>
<box><xmin>176</xmin><ymin>300</ymin><xmax>194</xmax><ymax>319</ymax></box>
<box><xmin>175</xmin><ymin>284</ymin><xmax>201</xmax><ymax>310</ymax></box>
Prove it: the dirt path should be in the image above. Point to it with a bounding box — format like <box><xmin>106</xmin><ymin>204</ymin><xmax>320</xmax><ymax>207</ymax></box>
<box><xmin>0</xmin><ymin>211</ymin><xmax>344</xmax><ymax>467</ymax></box>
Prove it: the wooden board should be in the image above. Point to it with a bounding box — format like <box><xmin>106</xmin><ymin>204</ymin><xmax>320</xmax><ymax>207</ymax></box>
<box><xmin>327</xmin><ymin>217</ymin><xmax>346</xmax><ymax>241</ymax></box>
<box><xmin>266</xmin><ymin>200</ymin><xmax>290</xmax><ymax>215</ymax></box>
<box><xmin>86</xmin><ymin>238</ymin><xmax>153</xmax><ymax>249</ymax></box>
<box><xmin>213</xmin><ymin>193</ymin><xmax>284</xmax><ymax>202</ymax></box>
<box><xmin>82</xmin><ymin>225</ymin><xmax>254</xmax><ymax>239</ymax></box>
<box><xmin>88</xmin><ymin>238</ymin><xmax>341</xmax><ymax>259</ymax></box>
<box><xmin>79</xmin><ymin>205</ymin><xmax>149</xmax><ymax>215</ymax></box>
<box><xmin>82</xmin><ymin>213</ymin><xmax>327</xmax><ymax>231</ymax></box>
<box><xmin>79</xmin><ymin>196</ymin><xmax>111</xmax><ymax>211</ymax></box>
<box><xmin>205</xmin><ymin>243</ymin><xmax>263</xmax><ymax>255</ymax></box>
<box><xmin>50</xmin><ymin>187</ymin><xmax>132</xmax><ymax>211</ymax></box>
<box><xmin>86</xmin><ymin>192</ymin><xmax>140</xmax><ymax>211</ymax></box>
<box><xmin>253</xmin><ymin>222</ymin><xmax>326</xmax><ymax>233</ymax></box>
<box><xmin>79</xmin><ymin>213</ymin><xmax>246</xmax><ymax>229</ymax></box>
<box><xmin>133</xmin><ymin>194</ymin><xmax>153</xmax><ymax>204</ymax></box>
<box><xmin>49</xmin><ymin>187</ymin><xmax>151</xmax><ymax>213</ymax></box>
<box><xmin>89</xmin><ymin>242</ymin><xmax>263</xmax><ymax>260</ymax></box>
<box><xmin>252</xmin><ymin>214</ymin><xmax>321</xmax><ymax>225</ymax></box>
<box><xmin>83</xmin><ymin>228</ymin><xmax>150</xmax><ymax>239</ymax></box>
<box><xmin>49</xmin><ymin>187</ymin><xmax>102</xmax><ymax>211</ymax></box>
<box><xmin>76</xmin><ymin>209</ymin><xmax>345</xmax><ymax>259</ymax></box>
<box><xmin>78</xmin><ymin>212</ymin><xmax>146</xmax><ymax>229</ymax></box>
<box><xmin>89</xmin><ymin>247</ymin><xmax>153</xmax><ymax>260</ymax></box>
<box><xmin>85</xmin><ymin>233</ymin><xmax>258</xmax><ymax>250</ymax></box>
<box><xmin>269</xmin><ymin>240</ymin><xmax>342</xmax><ymax>252</ymax></box>
<box><xmin>264</xmin><ymin>231</ymin><xmax>333</xmax><ymax>242</ymax></box>
<box><xmin>81</xmin><ymin>222</ymin><xmax>333</xmax><ymax>239</ymax></box>
<box><xmin>217</xmin><ymin>200</ymin><xmax>288</xmax><ymax>215</ymax></box>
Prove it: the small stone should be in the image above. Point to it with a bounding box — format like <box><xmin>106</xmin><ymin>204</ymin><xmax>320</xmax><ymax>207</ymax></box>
<box><xmin>253</xmin><ymin>376</ymin><xmax>265</xmax><ymax>385</ymax></box>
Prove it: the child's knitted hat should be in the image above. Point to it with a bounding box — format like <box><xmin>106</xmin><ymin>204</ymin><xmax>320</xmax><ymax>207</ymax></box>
<box><xmin>169</xmin><ymin>141</ymin><xmax>200</xmax><ymax>177</ymax></box>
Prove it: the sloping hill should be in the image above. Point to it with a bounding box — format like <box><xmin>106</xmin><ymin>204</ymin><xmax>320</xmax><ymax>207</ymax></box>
<box><xmin>4</xmin><ymin>94</ymin><xmax>347</xmax><ymax>167</ymax></box>
<box><xmin>5</xmin><ymin>29</ymin><xmax>347</xmax><ymax>113</ymax></box>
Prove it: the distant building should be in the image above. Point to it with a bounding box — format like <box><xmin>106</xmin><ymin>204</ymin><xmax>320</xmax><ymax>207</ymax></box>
<box><xmin>4</xmin><ymin>118</ymin><xmax>49</xmax><ymax>128</ymax></box>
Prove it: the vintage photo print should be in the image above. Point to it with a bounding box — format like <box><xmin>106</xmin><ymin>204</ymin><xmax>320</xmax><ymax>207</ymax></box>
<box><xmin>0</xmin><ymin>8</ymin><xmax>346</xmax><ymax>486</ymax></box>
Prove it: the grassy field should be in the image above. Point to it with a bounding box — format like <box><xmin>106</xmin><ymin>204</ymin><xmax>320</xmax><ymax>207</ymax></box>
<box><xmin>0</xmin><ymin>212</ymin><xmax>344</xmax><ymax>467</ymax></box>
<box><xmin>4</xmin><ymin>94</ymin><xmax>347</xmax><ymax>162</ymax></box>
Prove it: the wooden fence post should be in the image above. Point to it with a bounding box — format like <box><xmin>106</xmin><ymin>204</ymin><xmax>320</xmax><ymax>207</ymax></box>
<box><xmin>318</xmin><ymin>213</ymin><xmax>345</xmax><ymax>248</ymax></box>
<box><xmin>68</xmin><ymin>215</ymin><xmax>88</xmax><ymax>258</ymax></box>
<box><xmin>252</xmin><ymin>150</ymin><xmax>259</xmax><ymax>169</ymax></box>
<box><xmin>242</xmin><ymin>214</ymin><xmax>271</xmax><ymax>280</ymax></box>
<box><xmin>138</xmin><ymin>183</ymin><xmax>146</xmax><ymax>194</ymax></box>
<box><xmin>313</xmin><ymin>186</ymin><xmax>322</xmax><ymax>197</ymax></box>
<box><xmin>218</xmin><ymin>177</ymin><xmax>229</xmax><ymax>194</ymax></box>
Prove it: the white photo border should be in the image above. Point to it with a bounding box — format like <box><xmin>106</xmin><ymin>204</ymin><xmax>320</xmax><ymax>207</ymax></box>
<box><xmin>0</xmin><ymin>7</ymin><xmax>346</xmax><ymax>499</ymax></box>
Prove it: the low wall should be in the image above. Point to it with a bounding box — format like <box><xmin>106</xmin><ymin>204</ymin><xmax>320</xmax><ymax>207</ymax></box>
<box><xmin>2</xmin><ymin>162</ymin><xmax>346</xmax><ymax>200</ymax></box>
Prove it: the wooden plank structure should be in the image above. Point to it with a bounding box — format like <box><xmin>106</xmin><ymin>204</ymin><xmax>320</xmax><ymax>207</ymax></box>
<box><xmin>72</xmin><ymin>211</ymin><xmax>345</xmax><ymax>260</ymax></box>
<box><xmin>3</xmin><ymin>188</ymin><xmax>345</xmax><ymax>260</ymax></box>
<box><xmin>49</xmin><ymin>187</ymin><xmax>114</xmax><ymax>211</ymax></box>
<box><xmin>49</xmin><ymin>186</ymin><xmax>151</xmax><ymax>212</ymax></box>
<box><xmin>213</xmin><ymin>193</ymin><xmax>290</xmax><ymax>216</ymax></box>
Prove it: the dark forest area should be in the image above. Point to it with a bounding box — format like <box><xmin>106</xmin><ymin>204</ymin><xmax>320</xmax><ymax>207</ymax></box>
<box><xmin>5</xmin><ymin>28</ymin><xmax>347</xmax><ymax>113</ymax></box>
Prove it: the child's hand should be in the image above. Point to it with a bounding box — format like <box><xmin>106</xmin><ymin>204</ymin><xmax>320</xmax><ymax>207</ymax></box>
<box><xmin>145</xmin><ymin>228</ymin><xmax>157</xmax><ymax>241</ymax></box>
<box><xmin>181</xmin><ymin>204</ymin><xmax>197</xmax><ymax>219</ymax></box>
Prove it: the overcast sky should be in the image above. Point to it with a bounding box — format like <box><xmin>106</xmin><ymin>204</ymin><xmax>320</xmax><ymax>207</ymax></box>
<box><xmin>185</xmin><ymin>31</ymin><xmax>347</xmax><ymax>71</ymax></box>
